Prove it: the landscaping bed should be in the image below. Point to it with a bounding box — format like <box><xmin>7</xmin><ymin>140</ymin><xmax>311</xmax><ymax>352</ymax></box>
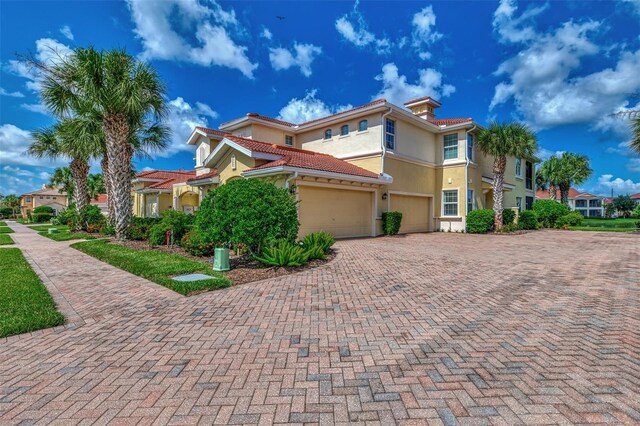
<box><xmin>0</xmin><ymin>234</ymin><xmax>14</xmax><ymax>245</ymax></box>
<box><xmin>0</xmin><ymin>248</ymin><xmax>65</xmax><ymax>338</ymax></box>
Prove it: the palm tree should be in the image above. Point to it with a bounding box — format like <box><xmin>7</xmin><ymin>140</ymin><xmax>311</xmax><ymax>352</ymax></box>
<box><xmin>476</xmin><ymin>121</ymin><xmax>538</xmax><ymax>230</ymax></box>
<box><xmin>88</xmin><ymin>174</ymin><xmax>106</xmax><ymax>200</ymax></box>
<box><xmin>38</xmin><ymin>48</ymin><xmax>169</xmax><ymax>239</ymax></box>
<box><xmin>48</xmin><ymin>167</ymin><xmax>75</xmax><ymax>204</ymax></box>
<box><xmin>631</xmin><ymin>116</ymin><xmax>640</xmax><ymax>154</ymax></box>
<box><xmin>536</xmin><ymin>156</ymin><xmax>562</xmax><ymax>200</ymax></box>
<box><xmin>3</xmin><ymin>195</ymin><xmax>21</xmax><ymax>217</ymax></box>
<box><xmin>556</xmin><ymin>153</ymin><xmax>592</xmax><ymax>206</ymax></box>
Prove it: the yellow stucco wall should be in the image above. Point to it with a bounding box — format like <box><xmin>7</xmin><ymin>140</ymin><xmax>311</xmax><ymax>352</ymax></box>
<box><xmin>216</xmin><ymin>150</ymin><xmax>255</xmax><ymax>183</ymax></box>
<box><xmin>346</xmin><ymin>155</ymin><xmax>382</xmax><ymax>175</ymax></box>
<box><xmin>393</xmin><ymin>117</ymin><xmax>438</xmax><ymax>164</ymax></box>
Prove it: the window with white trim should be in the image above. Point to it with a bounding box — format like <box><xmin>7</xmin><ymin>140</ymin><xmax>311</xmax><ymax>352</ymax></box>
<box><xmin>515</xmin><ymin>158</ymin><xmax>522</xmax><ymax>177</ymax></box>
<box><xmin>443</xmin><ymin>190</ymin><xmax>458</xmax><ymax>216</ymax></box>
<box><xmin>385</xmin><ymin>119</ymin><xmax>395</xmax><ymax>150</ymax></box>
<box><xmin>324</xmin><ymin>129</ymin><xmax>332</xmax><ymax>139</ymax></box>
<box><xmin>231</xmin><ymin>154</ymin><xmax>237</xmax><ymax>170</ymax></box>
<box><xmin>340</xmin><ymin>124</ymin><xmax>349</xmax><ymax>136</ymax></box>
<box><xmin>467</xmin><ymin>133</ymin><xmax>474</xmax><ymax>161</ymax></box>
<box><xmin>285</xmin><ymin>135</ymin><xmax>293</xmax><ymax>146</ymax></box>
<box><xmin>467</xmin><ymin>190</ymin><xmax>474</xmax><ymax>213</ymax></box>
<box><xmin>443</xmin><ymin>134</ymin><xmax>458</xmax><ymax>160</ymax></box>
<box><xmin>358</xmin><ymin>119</ymin><xmax>368</xmax><ymax>131</ymax></box>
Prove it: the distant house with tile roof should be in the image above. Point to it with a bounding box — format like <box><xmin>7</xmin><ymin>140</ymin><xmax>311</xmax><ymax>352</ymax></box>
<box><xmin>19</xmin><ymin>186</ymin><xmax>68</xmax><ymax>219</ymax></box>
<box><xmin>137</xmin><ymin>96</ymin><xmax>537</xmax><ymax>236</ymax></box>
<box><xmin>535</xmin><ymin>188</ymin><xmax>605</xmax><ymax>217</ymax></box>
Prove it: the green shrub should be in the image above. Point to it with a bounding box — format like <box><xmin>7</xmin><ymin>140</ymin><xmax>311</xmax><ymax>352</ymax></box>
<box><xmin>466</xmin><ymin>209</ymin><xmax>495</xmax><ymax>233</ymax></box>
<box><xmin>497</xmin><ymin>223</ymin><xmax>519</xmax><ymax>233</ymax></box>
<box><xmin>181</xmin><ymin>229</ymin><xmax>217</xmax><ymax>257</ymax></box>
<box><xmin>255</xmin><ymin>240</ymin><xmax>310</xmax><ymax>267</ymax></box>
<box><xmin>195</xmin><ymin>179</ymin><xmax>299</xmax><ymax>254</ymax></box>
<box><xmin>533</xmin><ymin>200</ymin><xmax>570</xmax><ymax>228</ymax></box>
<box><xmin>382</xmin><ymin>211</ymin><xmax>403</xmax><ymax>235</ymax></box>
<box><xmin>633</xmin><ymin>204</ymin><xmax>640</xmax><ymax>219</ymax></box>
<box><xmin>52</xmin><ymin>207</ymin><xmax>77</xmax><ymax>226</ymax></box>
<box><xmin>148</xmin><ymin>210</ymin><xmax>194</xmax><ymax>246</ymax></box>
<box><xmin>31</xmin><ymin>212</ymin><xmax>52</xmax><ymax>223</ymax></box>
<box><xmin>502</xmin><ymin>208</ymin><xmax>516</xmax><ymax>225</ymax></box>
<box><xmin>33</xmin><ymin>205</ymin><xmax>54</xmax><ymax>215</ymax></box>
<box><xmin>127</xmin><ymin>217</ymin><xmax>161</xmax><ymax>240</ymax></box>
<box><xmin>302</xmin><ymin>231</ymin><xmax>335</xmax><ymax>253</ymax></box>
<box><xmin>518</xmin><ymin>210</ymin><xmax>538</xmax><ymax>230</ymax></box>
<box><xmin>555</xmin><ymin>211</ymin><xmax>584</xmax><ymax>228</ymax></box>
<box><xmin>0</xmin><ymin>207</ymin><xmax>14</xmax><ymax>217</ymax></box>
<box><xmin>100</xmin><ymin>225</ymin><xmax>116</xmax><ymax>235</ymax></box>
<box><xmin>77</xmin><ymin>205</ymin><xmax>106</xmax><ymax>232</ymax></box>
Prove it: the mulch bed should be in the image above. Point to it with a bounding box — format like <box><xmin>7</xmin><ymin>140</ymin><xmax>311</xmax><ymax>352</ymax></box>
<box><xmin>110</xmin><ymin>239</ymin><xmax>336</xmax><ymax>285</ymax></box>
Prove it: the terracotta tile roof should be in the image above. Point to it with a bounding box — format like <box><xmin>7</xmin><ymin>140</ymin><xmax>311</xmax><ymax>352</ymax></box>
<box><xmin>631</xmin><ymin>192</ymin><xmax>640</xmax><ymax>199</ymax></box>
<box><xmin>535</xmin><ymin>188</ymin><xmax>603</xmax><ymax>200</ymax></box>
<box><xmin>135</xmin><ymin>170</ymin><xmax>196</xmax><ymax>190</ymax></box>
<box><xmin>91</xmin><ymin>194</ymin><xmax>108</xmax><ymax>204</ymax></box>
<box><xmin>195</xmin><ymin>126</ymin><xmax>230</xmax><ymax>137</ymax></box>
<box><xmin>224</xmin><ymin>135</ymin><xmax>379</xmax><ymax>179</ymax></box>
<box><xmin>246</xmin><ymin>113</ymin><xmax>296</xmax><ymax>127</ymax></box>
<box><xmin>428</xmin><ymin>118</ymin><xmax>473</xmax><ymax>126</ymax></box>
<box><xmin>296</xmin><ymin>99</ymin><xmax>387</xmax><ymax>127</ymax></box>
<box><xmin>403</xmin><ymin>95</ymin><xmax>442</xmax><ymax>106</ymax></box>
<box><xmin>187</xmin><ymin>170</ymin><xmax>219</xmax><ymax>183</ymax></box>
<box><xmin>21</xmin><ymin>187</ymin><xmax>66</xmax><ymax>197</ymax></box>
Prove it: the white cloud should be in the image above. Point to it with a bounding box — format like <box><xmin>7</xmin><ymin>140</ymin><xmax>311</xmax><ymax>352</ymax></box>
<box><xmin>127</xmin><ymin>0</ymin><xmax>257</xmax><ymax>78</ymax></box>
<box><xmin>0</xmin><ymin>88</ymin><xmax>25</xmax><ymax>98</ymax></box>
<box><xmin>372</xmin><ymin>63</ymin><xmax>455</xmax><ymax>106</ymax></box>
<box><xmin>269</xmin><ymin>43</ymin><xmax>322</xmax><ymax>77</ymax></box>
<box><xmin>335</xmin><ymin>1</ymin><xmax>391</xmax><ymax>54</ymax></box>
<box><xmin>277</xmin><ymin>90</ymin><xmax>352</xmax><ymax>124</ymax></box>
<box><xmin>490</xmin><ymin>1</ymin><xmax>640</xmax><ymax>133</ymax></box>
<box><xmin>411</xmin><ymin>6</ymin><xmax>442</xmax><ymax>60</ymax></box>
<box><xmin>537</xmin><ymin>148</ymin><xmax>565</xmax><ymax>161</ymax></box>
<box><xmin>21</xmin><ymin>103</ymin><xmax>50</xmax><ymax>115</ymax></box>
<box><xmin>59</xmin><ymin>25</ymin><xmax>74</xmax><ymax>41</ymax></box>
<box><xmin>159</xmin><ymin>97</ymin><xmax>218</xmax><ymax>157</ymax></box>
<box><xmin>622</xmin><ymin>0</ymin><xmax>640</xmax><ymax>17</ymax></box>
<box><xmin>260</xmin><ymin>28</ymin><xmax>273</xmax><ymax>40</ymax></box>
<box><xmin>628</xmin><ymin>158</ymin><xmax>640</xmax><ymax>173</ymax></box>
<box><xmin>0</xmin><ymin>124</ymin><xmax>68</xmax><ymax>168</ymax></box>
<box><xmin>591</xmin><ymin>174</ymin><xmax>640</xmax><ymax>194</ymax></box>
<box><xmin>6</xmin><ymin>38</ymin><xmax>72</xmax><ymax>92</ymax></box>
<box><xmin>3</xmin><ymin>165</ymin><xmax>34</xmax><ymax>177</ymax></box>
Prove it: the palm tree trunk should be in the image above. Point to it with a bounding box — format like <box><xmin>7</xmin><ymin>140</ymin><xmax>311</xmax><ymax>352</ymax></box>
<box><xmin>548</xmin><ymin>185</ymin><xmax>557</xmax><ymax>201</ymax></box>
<box><xmin>69</xmin><ymin>157</ymin><xmax>90</xmax><ymax>231</ymax></box>
<box><xmin>104</xmin><ymin>114</ymin><xmax>133</xmax><ymax>240</ymax></box>
<box><xmin>559</xmin><ymin>184</ymin><xmax>570</xmax><ymax>206</ymax></box>
<box><xmin>101</xmin><ymin>156</ymin><xmax>115</xmax><ymax>226</ymax></box>
<box><xmin>492</xmin><ymin>155</ymin><xmax>507</xmax><ymax>230</ymax></box>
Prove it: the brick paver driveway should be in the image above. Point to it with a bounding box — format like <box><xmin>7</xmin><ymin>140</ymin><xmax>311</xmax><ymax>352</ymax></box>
<box><xmin>1</xmin><ymin>227</ymin><xmax>639</xmax><ymax>425</ymax></box>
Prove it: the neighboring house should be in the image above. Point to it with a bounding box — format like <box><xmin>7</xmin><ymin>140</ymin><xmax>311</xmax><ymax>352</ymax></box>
<box><xmin>132</xmin><ymin>170</ymin><xmax>198</xmax><ymax>217</ymax></box>
<box><xmin>535</xmin><ymin>188</ymin><xmax>605</xmax><ymax>217</ymax></box>
<box><xmin>140</xmin><ymin>96</ymin><xmax>534</xmax><ymax>237</ymax></box>
<box><xmin>90</xmin><ymin>194</ymin><xmax>108</xmax><ymax>215</ymax></box>
<box><xmin>19</xmin><ymin>186</ymin><xmax>68</xmax><ymax>218</ymax></box>
<box><xmin>631</xmin><ymin>193</ymin><xmax>640</xmax><ymax>204</ymax></box>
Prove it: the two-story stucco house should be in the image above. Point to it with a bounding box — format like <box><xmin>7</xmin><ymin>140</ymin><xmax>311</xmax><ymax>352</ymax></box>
<box><xmin>19</xmin><ymin>186</ymin><xmax>68</xmax><ymax>218</ymax></box>
<box><xmin>138</xmin><ymin>96</ymin><xmax>536</xmax><ymax>237</ymax></box>
<box><xmin>535</xmin><ymin>188</ymin><xmax>606</xmax><ymax>217</ymax></box>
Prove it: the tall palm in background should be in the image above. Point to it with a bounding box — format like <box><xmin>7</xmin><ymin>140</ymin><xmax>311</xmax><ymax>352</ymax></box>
<box><xmin>37</xmin><ymin>48</ymin><xmax>169</xmax><ymax>239</ymax></box>
<box><xmin>557</xmin><ymin>153</ymin><xmax>592</xmax><ymax>206</ymax></box>
<box><xmin>536</xmin><ymin>156</ymin><xmax>562</xmax><ymax>200</ymax></box>
<box><xmin>631</xmin><ymin>117</ymin><xmax>640</xmax><ymax>154</ymax></box>
<box><xmin>48</xmin><ymin>166</ymin><xmax>75</xmax><ymax>204</ymax></box>
<box><xmin>476</xmin><ymin>121</ymin><xmax>538</xmax><ymax>230</ymax></box>
<box><xmin>88</xmin><ymin>174</ymin><xmax>106</xmax><ymax>200</ymax></box>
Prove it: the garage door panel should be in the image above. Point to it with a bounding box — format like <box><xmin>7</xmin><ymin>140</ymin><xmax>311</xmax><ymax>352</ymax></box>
<box><xmin>390</xmin><ymin>194</ymin><xmax>430</xmax><ymax>233</ymax></box>
<box><xmin>298</xmin><ymin>186</ymin><xmax>372</xmax><ymax>238</ymax></box>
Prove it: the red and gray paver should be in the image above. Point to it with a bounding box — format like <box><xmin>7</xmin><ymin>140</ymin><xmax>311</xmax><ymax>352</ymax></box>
<box><xmin>1</xmin><ymin>223</ymin><xmax>638</xmax><ymax>425</ymax></box>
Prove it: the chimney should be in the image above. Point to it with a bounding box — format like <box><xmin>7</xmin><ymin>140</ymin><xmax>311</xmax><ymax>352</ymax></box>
<box><xmin>403</xmin><ymin>96</ymin><xmax>442</xmax><ymax>121</ymax></box>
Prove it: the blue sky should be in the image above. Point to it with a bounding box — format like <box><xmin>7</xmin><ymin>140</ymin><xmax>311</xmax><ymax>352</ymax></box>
<box><xmin>1</xmin><ymin>0</ymin><xmax>639</xmax><ymax>196</ymax></box>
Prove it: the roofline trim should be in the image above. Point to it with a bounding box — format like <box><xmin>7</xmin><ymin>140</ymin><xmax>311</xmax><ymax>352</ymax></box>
<box><xmin>242</xmin><ymin>165</ymin><xmax>393</xmax><ymax>185</ymax></box>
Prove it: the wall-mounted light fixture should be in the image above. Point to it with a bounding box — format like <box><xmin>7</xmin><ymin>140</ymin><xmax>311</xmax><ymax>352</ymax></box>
<box><xmin>382</xmin><ymin>192</ymin><xmax>388</xmax><ymax>200</ymax></box>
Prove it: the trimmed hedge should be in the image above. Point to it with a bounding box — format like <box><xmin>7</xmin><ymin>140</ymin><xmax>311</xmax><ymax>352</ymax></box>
<box><xmin>148</xmin><ymin>210</ymin><xmax>194</xmax><ymax>246</ymax></box>
<box><xmin>33</xmin><ymin>205</ymin><xmax>54</xmax><ymax>214</ymax></box>
<box><xmin>31</xmin><ymin>213</ymin><xmax>52</xmax><ymax>223</ymax></box>
<box><xmin>555</xmin><ymin>212</ymin><xmax>584</xmax><ymax>228</ymax></box>
<box><xmin>466</xmin><ymin>209</ymin><xmax>495</xmax><ymax>234</ymax></box>
<box><xmin>127</xmin><ymin>217</ymin><xmax>162</xmax><ymax>240</ymax></box>
<box><xmin>533</xmin><ymin>200</ymin><xmax>570</xmax><ymax>228</ymax></box>
<box><xmin>382</xmin><ymin>211</ymin><xmax>403</xmax><ymax>235</ymax></box>
<box><xmin>503</xmin><ymin>208</ymin><xmax>516</xmax><ymax>225</ymax></box>
<box><xmin>518</xmin><ymin>210</ymin><xmax>538</xmax><ymax>230</ymax></box>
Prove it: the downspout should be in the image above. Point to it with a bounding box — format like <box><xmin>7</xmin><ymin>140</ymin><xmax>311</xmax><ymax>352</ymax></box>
<box><xmin>464</xmin><ymin>124</ymin><xmax>476</xmax><ymax>233</ymax></box>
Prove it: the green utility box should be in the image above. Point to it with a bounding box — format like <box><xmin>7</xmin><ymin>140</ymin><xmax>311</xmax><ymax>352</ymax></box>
<box><xmin>213</xmin><ymin>247</ymin><xmax>230</xmax><ymax>271</ymax></box>
<box><xmin>48</xmin><ymin>228</ymin><xmax>59</xmax><ymax>234</ymax></box>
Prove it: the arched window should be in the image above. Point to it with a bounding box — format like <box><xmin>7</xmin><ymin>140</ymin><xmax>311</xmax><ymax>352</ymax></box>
<box><xmin>324</xmin><ymin>129</ymin><xmax>332</xmax><ymax>139</ymax></box>
<box><xmin>340</xmin><ymin>124</ymin><xmax>349</xmax><ymax>136</ymax></box>
<box><xmin>358</xmin><ymin>120</ymin><xmax>368</xmax><ymax>131</ymax></box>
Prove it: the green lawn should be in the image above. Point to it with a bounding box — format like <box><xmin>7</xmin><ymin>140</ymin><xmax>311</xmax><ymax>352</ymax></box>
<box><xmin>569</xmin><ymin>226</ymin><xmax>638</xmax><ymax>233</ymax></box>
<box><xmin>71</xmin><ymin>240</ymin><xmax>231</xmax><ymax>295</ymax></box>
<box><xmin>28</xmin><ymin>224</ymin><xmax>69</xmax><ymax>232</ymax></box>
<box><xmin>0</xmin><ymin>234</ymin><xmax>14</xmax><ymax>245</ymax></box>
<box><xmin>38</xmin><ymin>231</ymin><xmax>96</xmax><ymax>241</ymax></box>
<box><xmin>0</xmin><ymin>248</ymin><xmax>65</xmax><ymax>338</ymax></box>
<box><xmin>0</xmin><ymin>221</ymin><xmax>6</xmax><ymax>226</ymax></box>
<box><xmin>14</xmin><ymin>218</ymin><xmax>28</xmax><ymax>224</ymax></box>
<box><xmin>578</xmin><ymin>218</ymin><xmax>638</xmax><ymax>228</ymax></box>
<box><xmin>0</xmin><ymin>227</ymin><xmax>14</xmax><ymax>234</ymax></box>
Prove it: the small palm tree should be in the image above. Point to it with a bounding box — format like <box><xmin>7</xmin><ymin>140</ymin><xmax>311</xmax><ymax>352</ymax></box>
<box><xmin>38</xmin><ymin>48</ymin><xmax>169</xmax><ymax>239</ymax></box>
<box><xmin>476</xmin><ymin>121</ymin><xmax>538</xmax><ymax>230</ymax></box>
<box><xmin>536</xmin><ymin>156</ymin><xmax>562</xmax><ymax>200</ymax></box>
<box><xmin>49</xmin><ymin>167</ymin><xmax>75</xmax><ymax>204</ymax></box>
<box><xmin>556</xmin><ymin>153</ymin><xmax>592</xmax><ymax>205</ymax></box>
<box><xmin>3</xmin><ymin>195</ymin><xmax>21</xmax><ymax>217</ymax></box>
<box><xmin>88</xmin><ymin>174</ymin><xmax>106</xmax><ymax>200</ymax></box>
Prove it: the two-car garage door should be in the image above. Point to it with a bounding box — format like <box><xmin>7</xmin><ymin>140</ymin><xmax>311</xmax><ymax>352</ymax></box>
<box><xmin>389</xmin><ymin>194</ymin><xmax>431</xmax><ymax>233</ymax></box>
<box><xmin>298</xmin><ymin>185</ymin><xmax>373</xmax><ymax>238</ymax></box>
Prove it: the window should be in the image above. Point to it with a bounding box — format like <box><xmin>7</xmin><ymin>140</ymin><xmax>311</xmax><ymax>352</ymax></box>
<box><xmin>515</xmin><ymin>158</ymin><xmax>522</xmax><ymax>177</ymax></box>
<box><xmin>589</xmin><ymin>199</ymin><xmax>601</xmax><ymax>208</ymax></box>
<box><xmin>525</xmin><ymin>161</ymin><xmax>533</xmax><ymax>190</ymax></box>
<box><xmin>589</xmin><ymin>209</ymin><xmax>602</xmax><ymax>217</ymax></box>
<box><xmin>443</xmin><ymin>190</ymin><xmax>458</xmax><ymax>216</ymax></box>
<box><xmin>385</xmin><ymin>119</ymin><xmax>395</xmax><ymax>150</ymax></box>
<box><xmin>324</xmin><ymin>129</ymin><xmax>332</xmax><ymax>139</ymax></box>
<box><xmin>575</xmin><ymin>200</ymin><xmax>587</xmax><ymax>208</ymax></box>
<box><xmin>443</xmin><ymin>134</ymin><xmax>458</xmax><ymax>160</ymax></box>
<box><xmin>358</xmin><ymin>120</ymin><xmax>368</xmax><ymax>132</ymax></box>
<box><xmin>285</xmin><ymin>135</ymin><xmax>293</xmax><ymax>146</ymax></box>
<box><xmin>231</xmin><ymin>154</ymin><xmax>237</xmax><ymax>170</ymax></box>
<box><xmin>577</xmin><ymin>209</ymin><xmax>588</xmax><ymax>217</ymax></box>
<box><xmin>516</xmin><ymin>197</ymin><xmax>523</xmax><ymax>212</ymax></box>
<box><xmin>467</xmin><ymin>134</ymin><xmax>474</xmax><ymax>161</ymax></box>
<box><xmin>39</xmin><ymin>196</ymin><xmax>44</xmax><ymax>200</ymax></box>
<box><xmin>199</xmin><ymin>146</ymin><xmax>206</xmax><ymax>166</ymax></box>
<box><xmin>26</xmin><ymin>196</ymin><xmax>32</xmax><ymax>202</ymax></box>
<box><xmin>467</xmin><ymin>190</ymin><xmax>474</xmax><ymax>213</ymax></box>
<box><xmin>340</xmin><ymin>124</ymin><xmax>349</xmax><ymax>136</ymax></box>
<box><xmin>525</xmin><ymin>196</ymin><xmax>534</xmax><ymax>210</ymax></box>
<box><xmin>46</xmin><ymin>196</ymin><xmax>50</xmax><ymax>199</ymax></box>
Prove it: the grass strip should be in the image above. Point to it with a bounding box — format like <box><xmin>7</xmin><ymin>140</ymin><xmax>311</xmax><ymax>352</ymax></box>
<box><xmin>0</xmin><ymin>227</ymin><xmax>14</xmax><ymax>234</ymax></box>
<box><xmin>0</xmin><ymin>248</ymin><xmax>65</xmax><ymax>338</ymax></box>
<box><xmin>71</xmin><ymin>239</ymin><xmax>231</xmax><ymax>296</ymax></box>
<box><xmin>38</xmin><ymin>231</ymin><xmax>96</xmax><ymax>242</ymax></box>
<box><xmin>0</xmin><ymin>221</ymin><xmax>6</xmax><ymax>226</ymax></box>
<box><xmin>28</xmin><ymin>224</ymin><xmax>69</xmax><ymax>232</ymax></box>
<box><xmin>0</xmin><ymin>234</ymin><xmax>14</xmax><ymax>245</ymax></box>
<box><xmin>569</xmin><ymin>226</ymin><xmax>638</xmax><ymax>232</ymax></box>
